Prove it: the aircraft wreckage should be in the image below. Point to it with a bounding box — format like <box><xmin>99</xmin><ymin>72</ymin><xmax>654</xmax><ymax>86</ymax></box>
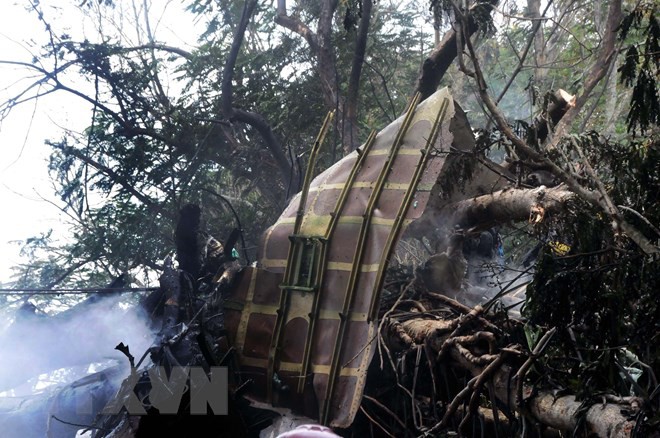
<box><xmin>3</xmin><ymin>87</ymin><xmax>637</xmax><ymax>438</ymax></box>
<box><xmin>223</xmin><ymin>87</ymin><xmax>480</xmax><ymax>428</ymax></box>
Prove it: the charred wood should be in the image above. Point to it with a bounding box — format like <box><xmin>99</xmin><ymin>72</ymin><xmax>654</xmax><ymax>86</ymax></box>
<box><xmin>175</xmin><ymin>203</ymin><xmax>202</xmax><ymax>279</ymax></box>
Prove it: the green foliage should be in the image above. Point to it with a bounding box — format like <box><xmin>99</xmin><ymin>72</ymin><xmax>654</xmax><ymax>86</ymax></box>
<box><xmin>525</xmin><ymin>206</ymin><xmax>659</xmax><ymax>396</ymax></box>
<box><xmin>2</xmin><ymin>0</ymin><xmax>659</xmax><ymax>433</ymax></box>
<box><xmin>524</xmin><ymin>136</ymin><xmax>660</xmax><ymax>400</ymax></box>
<box><xmin>618</xmin><ymin>3</ymin><xmax>660</xmax><ymax>134</ymax></box>
<box><xmin>7</xmin><ymin>0</ymin><xmax>429</xmax><ymax>288</ymax></box>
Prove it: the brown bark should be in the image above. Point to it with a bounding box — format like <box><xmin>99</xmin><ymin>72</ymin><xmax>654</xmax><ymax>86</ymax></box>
<box><xmin>415</xmin><ymin>26</ymin><xmax>461</xmax><ymax>102</ymax></box>
<box><xmin>389</xmin><ymin>315</ymin><xmax>638</xmax><ymax>437</ymax></box>
<box><xmin>316</xmin><ymin>0</ymin><xmax>341</xmax><ymax>111</ymax></box>
<box><xmin>438</xmin><ymin>185</ymin><xmax>575</xmax><ymax>231</ymax></box>
<box><xmin>415</xmin><ymin>1</ymin><xmax>498</xmax><ymax>102</ymax></box>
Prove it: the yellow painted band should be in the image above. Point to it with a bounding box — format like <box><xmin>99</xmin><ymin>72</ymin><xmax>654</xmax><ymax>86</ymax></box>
<box><xmin>240</xmin><ymin>356</ymin><xmax>362</xmax><ymax>377</ymax></box>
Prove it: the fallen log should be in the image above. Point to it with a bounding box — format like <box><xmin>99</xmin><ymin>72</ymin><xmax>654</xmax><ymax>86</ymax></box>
<box><xmin>384</xmin><ymin>305</ymin><xmax>640</xmax><ymax>438</ymax></box>
<box><xmin>529</xmin><ymin>393</ymin><xmax>636</xmax><ymax>438</ymax></box>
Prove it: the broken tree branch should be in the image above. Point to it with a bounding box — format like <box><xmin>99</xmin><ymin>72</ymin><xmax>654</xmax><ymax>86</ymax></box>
<box><xmin>386</xmin><ymin>308</ymin><xmax>638</xmax><ymax>437</ymax></box>
<box><xmin>437</xmin><ymin>185</ymin><xmax>575</xmax><ymax>230</ymax></box>
<box><xmin>457</xmin><ymin>0</ymin><xmax>657</xmax><ymax>254</ymax></box>
<box><xmin>528</xmin><ymin>393</ymin><xmax>636</xmax><ymax>437</ymax></box>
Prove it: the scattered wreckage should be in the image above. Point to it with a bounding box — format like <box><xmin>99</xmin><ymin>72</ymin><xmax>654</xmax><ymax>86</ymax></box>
<box><xmin>1</xmin><ymin>88</ymin><xmax>642</xmax><ymax>437</ymax></box>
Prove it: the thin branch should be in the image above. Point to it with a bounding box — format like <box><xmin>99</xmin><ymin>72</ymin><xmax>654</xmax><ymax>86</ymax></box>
<box><xmin>54</xmin><ymin>144</ymin><xmax>161</xmax><ymax>214</ymax></box>
<box><xmin>45</xmin><ymin>78</ymin><xmax>180</xmax><ymax>148</ymax></box>
<box><xmin>495</xmin><ymin>0</ymin><xmax>554</xmax><ymax>104</ymax></box>
<box><xmin>359</xmin><ymin>406</ymin><xmax>397</xmax><ymax>438</ymax></box>
<box><xmin>44</xmin><ymin>258</ymin><xmax>98</xmax><ymax>290</ymax></box>
<box><xmin>618</xmin><ymin>205</ymin><xmax>660</xmax><ymax>237</ymax></box>
<box><xmin>50</xmin><ymin>415</ymin><xmax>109</xmax><ymax>432</ymax></box>
<box><xmin>515</xmin><ymin>327</ymin><xmax>557</xmax><ymax>414</ymax></box>
<box><xmin>122</xmin><ymin>43</ymin><xmax>192</xmax><ymax>59</ymax></box>
<box><xmin>365</xmin><ymin>60</ymin><xmax>397</xmax><ymax>120</ymax></box>
<box><xmin>363</xmin><ymin>394</ymin><xmax>408</xmax><ymax>430</ymax></box>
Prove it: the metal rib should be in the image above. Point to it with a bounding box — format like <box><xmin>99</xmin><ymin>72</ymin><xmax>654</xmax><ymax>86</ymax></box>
<box><xmin>320</xmin><ymin>92</ymin><xmax>421</xmax><ymax>424</ymax></box>
<box><xmin>296</xmin><ymin>130</ymin><xmax>378</xmax><ymax>394</ymax></box>
<box><xmin>368</xmin><ymin>97</ymin><xmax>450</xmax><ymax>321</ymax></box>
<box><xmin>267</xmin><ymin>111</ymin><xmax>334</xmax><ymax>402</ymax></box>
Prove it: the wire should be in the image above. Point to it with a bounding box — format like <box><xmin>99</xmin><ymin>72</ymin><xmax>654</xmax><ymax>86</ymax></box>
<box><xmin>0</xmin><ymin>287</ymin><xmax>159</xmax><ymax>295</ymax></box>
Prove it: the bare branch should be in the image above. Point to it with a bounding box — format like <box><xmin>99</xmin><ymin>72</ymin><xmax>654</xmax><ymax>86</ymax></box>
<box><xmin>495</xmin><ymin>0</ymin><xmax>554</xmax><ymax>104</ymax></box>
<box><xmin>365</xmin><ymin>60</ymin><xmax>397</xmax><ymax>121</ymax></box>
<box><xmin>275</xmin><ymin>0</ymin><xmax>319</xmax><ymax>52</ymax></box>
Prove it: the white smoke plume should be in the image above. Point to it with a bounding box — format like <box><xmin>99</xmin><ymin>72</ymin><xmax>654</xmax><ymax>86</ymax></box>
<box><xmin>0</xmin><ymin>295</ymin><xmax>156</xmax><ymax>437</ymax></box>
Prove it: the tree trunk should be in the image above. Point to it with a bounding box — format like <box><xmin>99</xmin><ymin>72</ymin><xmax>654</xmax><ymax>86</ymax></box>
<box><xmin>415</xmin><ymin>1</ymin><xmax>499</xmax><ymax>102</ymax></box>
<box><xmin>529</xmin><ymin>393</ymin><xmax>635</xmax><ymax>437</ymax></box>
<box><xmin>222</xmin><ymin>0</ymin><xmax>295</xmax><ymax>192</ymax></box>
<box><xmin>344</xmin><ymin>0</ymin><xmax>373</xmax><ymax>153</ymax></box>
<box><xmin>528</xmin><ymin>0</ymin><xmax>547</xmax><ymax>83</ymax></box>
<box><xmin>277</xmin><ymin>0</ymin><xmax>372</xmax><ymax>155</ymax></box>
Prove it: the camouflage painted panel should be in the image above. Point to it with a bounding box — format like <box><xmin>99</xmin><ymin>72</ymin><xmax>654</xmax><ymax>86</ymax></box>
<box><xmin>226</xmin><ymin>88</ymin><xmax>459</xmax><ymax>427</ymax></box>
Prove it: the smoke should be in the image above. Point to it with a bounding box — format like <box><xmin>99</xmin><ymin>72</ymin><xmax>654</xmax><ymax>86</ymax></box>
<box><xmin>394</xmin><ymin>231</ymin><xmax>533</xmax><ymax>316</ymax></box>
<box><xmin>463</xmin><ymin>257</ymin><xmax>532</xmax><ymax>316</ymax></box>
<box><xmin>0</xmin><ymin>295</ymin><xmax>156</xmax><ymax>437</ymax></box>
